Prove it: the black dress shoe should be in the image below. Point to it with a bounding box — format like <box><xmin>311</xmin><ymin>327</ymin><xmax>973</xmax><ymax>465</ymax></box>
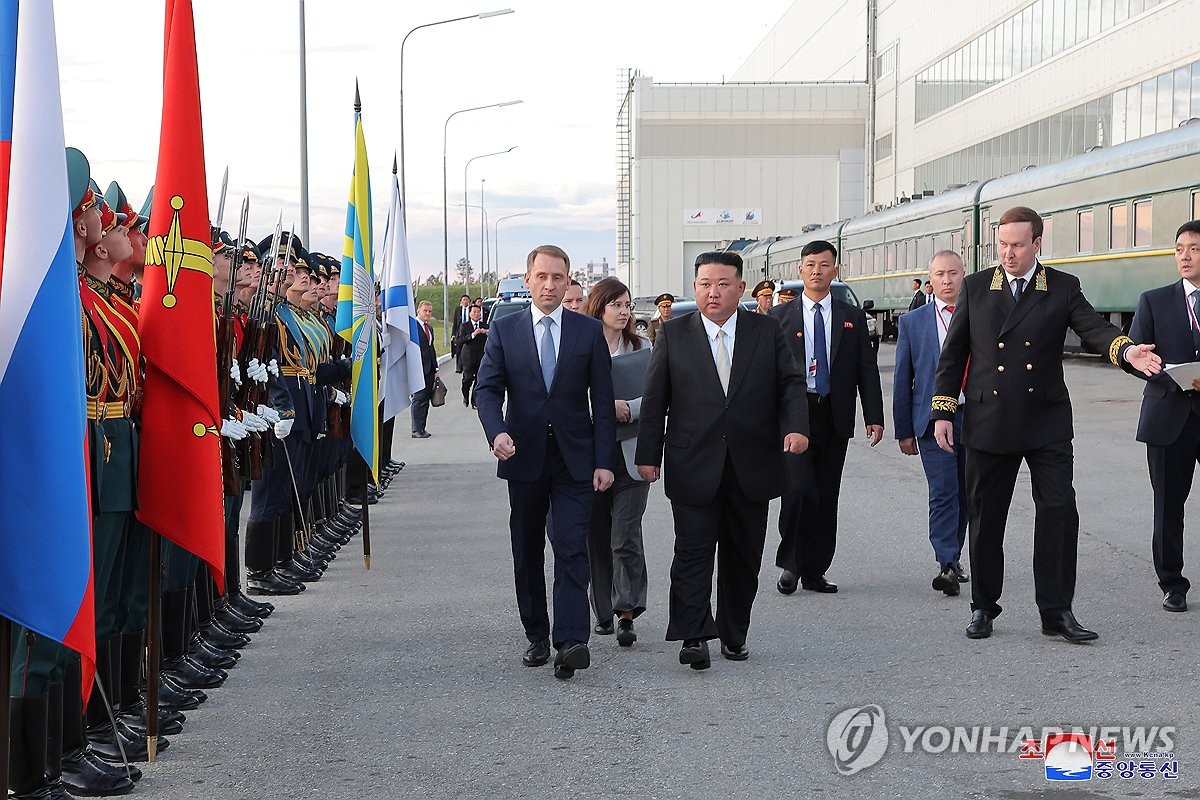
<box><xmin>201</xmin><ymin>621</ymin><xmax>251</xmax><ymax>649</ymax></box>
<box><xmin>720</xmin><ymin>641</ymin><xmax>749</xmax><ymax>661</ymax></box>
<box><xmin>678</xmin><ymin>639</ymin><xmax>711</xmax><ymax>671</ymax></box>
<box><xmin>777</xmin><ymin>569</ymin><xmax>798</xmax><ymax>595</ymax></box>
<box><xmin>89</xmin><ymin>718</ymin><xmax>169</xmax><ymax>763</ymax></box>
<box><xmin>411</xmin><ymin>431</ymin><xmax>431</xmax><ymax>439</ymax></box>
<box><xmin>188</xmin><ymin>641</ymin><xmax>238</xmax><ymax>671</ymax></box>
<box><xmin>119</xmin><ymin>708</ymin><xmax>185</xmax><ymax>737</ymax></box>
<box><xmin>1163</xmin><ymin>592</ymin><xmax>1187</xmax><ymax>612</ymax></box>
<box><xmin>594</xmin><ymin>620</ymin><xmax>614</xmax><ymax>636</ymax></box>
<box><xmin>616</xmin><ymin>618</ymin><xmax>636</xmax><ymax>647</ymax></box>
<box><xmin>1041</xmin><ymin>610</ymin><xmax>1099</xmax><ymax>642</ymax></box>
<box><xmin>553</xmin><ymin>642</ymin><xmax>591</xmax><ymax>680</ymax></box>
<box><xmin>966</xmin><ymin>609</ymin><xmax>993</xmax><ymax>639</ymax></box>
<box><xmin>801</xmin><ymin>576</ymin><xmax>838</xmax><ymax>593</ymax></box>
<box><xmin>932</xmin><ymin>566</ymin><xmax>960</xmax><ymax>596</ymax></box>
<box><xmin>215</xmin><ymin>604</ymin><xmax>264</xmax><ymax>633</ymax></box>
<box><xmin>163</xmin><ymin>655</ymin><xmax>226</xmax><ymax>689</ymax></box>
<box><xmin>156</xmin><ymin>675</ymin><xmax>204</xmax><ymax>711</ymax></box>
<box><xmin>246</xmin><ymin>570</ymin><xmax>302</xmax><ymax>596</ymax></box>
<box><xmin>229</xmin><ymin>591</ymin><xmax>274</xmax><ymax>618</ymax></box>
<box><xmin>462</xmin><ymin>397</ymin><xmax>469</xmax><ymax>407</ymax></box>
<box><xmin>522</xmin><ymin>639</ymin><xmax>550</xmax><ymax>667</ymax></box>
<box><xmin>954</xmin><ymin>564</ymin><xmax>969</xmax><ymax>583</ymax></box>
<box><xmin>276</xmin><ymin>560</ymin><xmax>321</xmax><ymax>583</ymax></box>
<box><xmin>61</xmin><ymin>746</ymin><xmax>137</xmax><ymax>795</ymax></box>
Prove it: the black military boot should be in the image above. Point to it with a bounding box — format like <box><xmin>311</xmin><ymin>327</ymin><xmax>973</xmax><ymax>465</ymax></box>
<box><xmin>9</xmin><ymin>693</ymin><xmax>55</xmax><ymax>799</ymax></box>
<box><xmin>156</xmin><ymin>673</ymin><xmax>205</xmax><ymax>710</ymax></box>
<box><xmin>59</xmin><ymin>659</ymin><xmax>141</xmax><ymax>792</ymax></box>
<box><xmin>47</xmin><ymin>682</ymin><xmax>132</xmax><ymax>798</ymax></box>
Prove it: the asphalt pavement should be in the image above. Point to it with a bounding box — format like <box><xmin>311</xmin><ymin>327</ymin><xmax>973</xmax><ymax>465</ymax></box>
<box><xmin>132</xmin><ymin>346</ymin><xmax>1199</xmax><ymax>798</ymax></box>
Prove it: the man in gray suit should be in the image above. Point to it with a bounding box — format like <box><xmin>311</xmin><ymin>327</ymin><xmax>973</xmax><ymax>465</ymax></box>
<box><xmin>636</xmin><ymin>251</ymin><xmax>809</xmax><ymax>670</ymax></box>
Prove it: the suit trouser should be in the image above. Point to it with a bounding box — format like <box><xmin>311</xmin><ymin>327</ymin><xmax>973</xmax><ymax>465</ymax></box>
<box><xmin>776</xmin><ymin>398</ymin><xmax>849</xmax><ymax>580</ymax></box>
<box><xmin>917</xmin><ymin>411</ymin><xmax>967</xmax><ymax>568</ymax></box>
<box><xmin>588</xmin><ymin>456</ymin><xmax>651</xmax><ymax>622</ymax></box>
<box><xmin>667</xmin><ymin>454</ymin><xmax>768</xmax><ymax>646</ymax></box>
<box><xmin>965</xmin><ymin>440</ymin><xmax>1078</xmax><ymax>618</ymax></box>
<box><xmin>410</xmin><ymin>372</ymin><xmax>434</xmax><ymax>433</ymax></box>
<box><xmin>1146</xmin><ymin>410</ymin><xmax>1199</xmax><ymax>595</ymax></box>
<box><xmin>507</xmin><ymin>434</ymin><xmax>593</xmax><ymax>647</ymax></box>
<box><xmin>462</xmin><ymin>359</ymin><xmax>481</xmax><ymax>404</ymax></box>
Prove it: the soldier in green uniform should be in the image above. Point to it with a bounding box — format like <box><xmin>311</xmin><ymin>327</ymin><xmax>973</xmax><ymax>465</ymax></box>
<box><xmin>752</xmin><ymin>279</ymin><xmax>776</xmax><ymax>314</ymax></box>
<box><xmin>646</xmin><ymin>293</ymin><xmax>673</xmax><ymax>346</ymax></box>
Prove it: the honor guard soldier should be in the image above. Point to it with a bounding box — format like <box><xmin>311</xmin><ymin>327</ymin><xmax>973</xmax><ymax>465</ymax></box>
<box><xmin>752</xmin><ymin>279</ymin><xmax>775</xmax><ymax>314</ymax></box>
<box><xmin>777</xmin><ymin>286</ymin><xmax>798</xmax><ymax>304</ymax></box>
<box><xmin>647</xmin><ymin>293</ymin><xmax>674</xmax><ymax>346</ymax></box>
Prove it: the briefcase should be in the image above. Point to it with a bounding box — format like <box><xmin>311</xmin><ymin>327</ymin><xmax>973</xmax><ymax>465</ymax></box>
<box><xmin>430</xmin><ymin>375</ymin><xmax>448</xmax><ymax>407</ymax></box>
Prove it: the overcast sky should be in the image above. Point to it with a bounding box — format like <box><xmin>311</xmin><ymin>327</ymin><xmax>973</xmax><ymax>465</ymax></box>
<box><xmin>53</xmin><ymin>0</ymin><xmax>794</xmax><ymax>285</ymax></box>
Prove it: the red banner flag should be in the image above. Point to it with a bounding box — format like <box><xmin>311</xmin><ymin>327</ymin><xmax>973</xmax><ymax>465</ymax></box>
<box><xmin>136</xmin><ymin>0</ymin><xmax>224</xmax><ymax>590</ymax></box>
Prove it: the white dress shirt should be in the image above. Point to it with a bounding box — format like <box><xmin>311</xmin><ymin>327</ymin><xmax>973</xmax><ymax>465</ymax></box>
<box><xmin>934</xmin><ymin>297</ymin><xmax>954</xmax><ymax>350</ymax></box>
<box><xmin>800</xmin><ymin>293</ymin><xmax>832</xmax><ymax>393</ymax></box>
<box><xmin>699</xmin><ymin>312</ymin><xmax>737</xmax><ymax>366</ymax></box>
<box><xmin>530</xmin><ymin>303</ymin><xmax>564</xmax><ymax>365</ymax></box>
<box><xmin>1006</xmin><ymin>263</ymin><xmax>1038</xmax><ymax>296</ymax></box>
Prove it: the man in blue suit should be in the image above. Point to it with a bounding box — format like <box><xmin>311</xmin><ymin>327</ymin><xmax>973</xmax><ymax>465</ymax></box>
<box><xmin>894</xmin><ymin>251</ymin><xmax>969</xmax><ymax>596</ymax></box>
<box><xmin>1126</xmin><ymin>220</ymin><xmax>1200</xmax><ymax>613</ymax></box>
<box><xmin>475</xmin><ymin>244</ymin><xmax>617</xmax><ymax>679</ymax></box>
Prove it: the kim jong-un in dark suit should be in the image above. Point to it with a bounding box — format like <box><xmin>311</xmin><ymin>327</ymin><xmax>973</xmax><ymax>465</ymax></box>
<box><xmin>636</xmin><ymin>251</ymin><xmax>809</xmax><ymax>670</ymax></box>
<box><xmin>931</xmin><ymin>206</ymin><xmax>1160</xmax><ymax>643</ymax></box>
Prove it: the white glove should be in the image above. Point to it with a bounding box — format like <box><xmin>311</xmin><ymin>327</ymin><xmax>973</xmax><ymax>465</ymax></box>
<box><xmin>334</xmin><ymin>389</ymin><xmax>349</xmax><ymax>405</ymax></box>
<box><xmin>240</xmin><ymin>410</ymin><xmax>270</xmax><ymax>433</ymax></box>
<box><xmin>267</xmin><ymin>358</ymin><xmax>280</xmax><ymax>378</ymax></box>
<box><xmin>256</xmin><ymin>404</ymin><xmax>281</xmax><ymax>425</ymax></box>
<box><xmin>274</xmin><ymin>417</ymin><xmax>294</xmax><ymax>439</ymax></box>
<box><xmin>221</xmin><ymin>417</ymin><xmax>248</xmax><ymax>440</ymax></box>
<box><xmin>230</xmin><ymin>361</ymin><xmax>242</xmax><ymax>387</ymax></box>
<box><xmin>247</xmin><ymin>357</ymin><xmax>269</xmax><ymax>383</ymax></box>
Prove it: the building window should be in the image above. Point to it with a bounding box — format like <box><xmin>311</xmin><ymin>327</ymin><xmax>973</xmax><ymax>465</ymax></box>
<box><xmin>1078</xmin><ymin>209</ymin><xmax>1094</xmax><ymax>254</ymax></box>
<box><xmin>1041</xmin><ymin>215</ymin><xmax>1054</xmax><ymax>258</ymax></box>
<box><xmin>1110</xmin><ymin>203</ymin><xmax>1128</xmax><ymax>249</ymax></box>
<box><xmin>1134</xmin><ymin>198</ymin><xmax>1153</xmax><ymax>247</ymax></box>
<box><xmin>1192</xmin><ymin>191</ymin><xmax>1200</xmax><ymax>222</ymax></box>
<box><xmin>874</xmin><ymin>133</ymin><xmax>893</xmax><ymax>161</ymax></box>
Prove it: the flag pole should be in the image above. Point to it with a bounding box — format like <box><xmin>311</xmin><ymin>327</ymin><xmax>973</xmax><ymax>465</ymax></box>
<box><xmin>361</xmin><ymin>461</ymin><xmax>372</xmax><ymax>571</ymax></box>
<box><xmin>1</xmin><ymin>615</ymin><xmax>11</xmax><ymax>789</ymax></box>
<box><xmin>145</xmin><ymin>534</ymin><xmax>161</xmax><ymax>762</ymax></box>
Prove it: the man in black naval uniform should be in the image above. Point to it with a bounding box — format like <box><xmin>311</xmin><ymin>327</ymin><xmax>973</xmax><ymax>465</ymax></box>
<box><xmin>930</xmin><ymin>205</ymin><xmax>1161</xmax><ymax>642</ymax></box>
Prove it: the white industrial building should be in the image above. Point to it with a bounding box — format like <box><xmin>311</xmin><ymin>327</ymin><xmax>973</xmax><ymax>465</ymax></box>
<box><xmin>619</xmin><ymin>0</ymin><xmax>1200</xmax><ymax>296</ymax></box>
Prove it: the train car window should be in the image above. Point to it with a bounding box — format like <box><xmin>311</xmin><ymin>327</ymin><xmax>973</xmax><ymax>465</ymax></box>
<box><xmin>1110</xmin><ymin>203</ymin><xmax>1128</xmax><ymax>250</ymax></box>
<box><xmin>886</xmin><ymin>243</ymin><xmax>896</xmax><ymax>273</ymax></box>
<box><xmin>1192</xmin><ymin>191</ymin><xmax>1200</xmax><ymax>223</ymax></box>
<box><xmin>1134</xmin><ymin>199</ymin><xmax>1153</xmax><ymax>248</ymax></box>
<box><xmin>1041</xmin><ymin>216</ymin><xmax>1054</xmax><ymax>258</ymax></box>
<box><xmin>1078</xmin><ymin>209</ymin><xmax>1094</xmax><ymax>254</ymax></box>
<box><xmin>951</xmin><ymin>230</ymin><xmax>964</xmax><ymax>260</ymax></box>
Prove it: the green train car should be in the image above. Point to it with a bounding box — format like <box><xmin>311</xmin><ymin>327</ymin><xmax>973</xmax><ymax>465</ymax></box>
<box><xmin>743</xmin><ymin>123</ymin><xmax>1200</xmax><ymax>342</ymax></box>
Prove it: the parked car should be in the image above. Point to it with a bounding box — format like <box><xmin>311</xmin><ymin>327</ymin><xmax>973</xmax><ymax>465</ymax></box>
<box><xmin>632</xmin><ymin>294</ymin><xmax>692</xmax><ymax>335</ymax></box>
<box><xmin>486</xmin><ymin>296</ymin><xmax>531</xmax><ymax>325</ymax></box>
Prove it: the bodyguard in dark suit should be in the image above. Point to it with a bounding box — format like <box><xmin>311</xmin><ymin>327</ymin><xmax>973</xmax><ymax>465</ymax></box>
<box><xmin>475</xmin><ymin>244</ymin><xmax>616</xmax><ymax>680</ymax></box>
<box><xmin>908</xmin><ymin>278</ymin><xmax>926</xmax><ymax>312</ymax></box>
<box><xmin>894</xmin><ymin>251</ymin><xmax>969</xmax><ymax>595</ymax></box>
<box><xmin>451</xmin><ymin>294</ymin><xmax>471</xmax><ymax>371</ymax></box>
<box><xmin>771</xmin><ymin>240</ymin><xmax>884</xmax><ymax>595</ymax></box>
<box><xmin>931</xmin><ymin>206</ymin><xmax>1161</xmax><ymax>642</ymax></box>
<box><xmin>1125</xmin><ymin>220</ymin><xmax>1200</xmax><ymax>613</ymax></box>
<box><xmin>636</xmin><ymin>251</ymin><xmax>809</xmax><ymax>670</ymax></box>
<box><xmin>455</xmin><ymin>304</ymin><xmax>487</xmax><ymax>407</ymax></box>
<box><xmin>410</xmin><ymin>300</ymin><xmax>438</xmax><ymax>438</ymax></box>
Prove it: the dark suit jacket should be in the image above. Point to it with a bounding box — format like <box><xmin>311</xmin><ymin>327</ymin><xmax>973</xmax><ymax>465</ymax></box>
<box><xmin>456</xmin><ymin>320</ymin><xmax>487</xmax><ymax>370</ymax></box>
<box><xmin>416</xmin><ymin>319</ymin><xmax>437</xmax><ymax>380</ymax></box>
<box><xmin>475</xmin><ymin>307</ymin><xmax>616</xmax><ymax>483</ymax></box>
<box><xmin>1127</xmin><ymin>281</ymin><xmax>1200</xmax><ymax>446</ymax></box>
<box><xmin>931</xmin><ymin>263</ymin><xmax>1133</xmax><ymax>453</ymax></box>
<box><xmin>634</xmin><ymin>308</ymin><xmax>808</xmax><ymax>504</ymax></box>
<box><xmin>893</xmin><ymin>301</ymin><xmax>944</xmax><ymax>440</ymax></box>
<box><xmin>909</xmin><ymin>290</ymin><xmax>927</xmax><ymax>312</ymax></box>
<box><xmin>770</xmin><ymin>296</ymin><xmax>884</xmax><ymax>440</ymax></box>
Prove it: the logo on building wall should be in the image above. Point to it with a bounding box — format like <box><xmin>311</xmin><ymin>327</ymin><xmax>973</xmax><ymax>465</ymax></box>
<box><xmin>684</xmin><ymin>208</ymin><xmax>762</xmax><ymax>226</ymax></box>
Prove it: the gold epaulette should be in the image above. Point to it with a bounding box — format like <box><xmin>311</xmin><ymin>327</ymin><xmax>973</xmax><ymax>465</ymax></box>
<box><xmin>1109</xmin><ymin>335</ymin><xmax>1134</xmax><ymax>366</ymax></box>
<box><xmin>931</xmin><ymin>395</ymin><xmax>959</xmax><ymax>414</ymax></box>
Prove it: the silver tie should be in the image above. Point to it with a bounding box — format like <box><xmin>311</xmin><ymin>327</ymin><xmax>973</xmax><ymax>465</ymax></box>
<box><xmin>715</xmin><ymin>330</ymin><xmax>731</xmax><ymax>395</ymax></box>
<box><xmin>538</xmin><ymin>317</ymin><xmax>556</xmax><ymax>392</ymax></box>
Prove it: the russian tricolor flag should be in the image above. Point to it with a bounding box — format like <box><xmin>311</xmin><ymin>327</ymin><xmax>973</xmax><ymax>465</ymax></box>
<box><xmin>0</xmin><ymin>0</ymin><xmax>96</xmax><ymax>676</ymax></box>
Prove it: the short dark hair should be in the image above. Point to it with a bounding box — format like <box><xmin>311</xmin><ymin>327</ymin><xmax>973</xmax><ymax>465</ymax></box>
<box><xmin>1176</xmin><ymin>220</ymin><xmax>1200</xmax><ymax>239</ymax></box>
<box><xmin>801</xmin><ymin>239</ymin><xmax>838</xmax><ymax>261</ymax></box>
<box><xmin>694</xmin><ymin>251</ymin><xmax>743</xmax><ymax>277</ymax></box>
<box><xmin>459</xmin><ymin>294</ymin><xmax>470</xmax><ymax>301</ymax></box>
<box><xmin>912</xmin><ymin>278</ymin><xmax>921</xmax><ymax>288</ymax></box>
<box><xmin>998</xmin><ymin>206</ymin><xmax>1044</xmax><ymax>240</ymax></box>
<box><xmin>569</xmin><ymin>279</ymin><xmax>582</xmax><ymax>287</ymax></box>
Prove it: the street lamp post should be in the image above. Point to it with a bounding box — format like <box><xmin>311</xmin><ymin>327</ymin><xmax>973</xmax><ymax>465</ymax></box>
<box><xmin>494</xmin><ymin>211</ymin><xmax>532</xmax><ymax>287</ymax></box>
<box><xmin>452</xmin><ymin>203</ymin><xmax>488</xmax><ymax>296</ymax></box>
<box><xmin>443</xmin><ymin>101</ymin><xmax>521</xmax><ymax>345</ymax></box>
<box><xmin>463</xmin><ymin>146</ymin><xmax>515</xmax><ymax>297</ymax></box>
<box><xmin>399</xmin><ymin>8</ymin><xmax>513</xmax><ymax>224</ymax></box>
<box><xmin>480</xmin><ymin>178</ymin><xmax>486</xmax><ymax>296</ymax></box>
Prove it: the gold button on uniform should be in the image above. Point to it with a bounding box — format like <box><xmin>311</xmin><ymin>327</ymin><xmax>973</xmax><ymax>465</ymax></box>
<box><xmin>998</xmin><ymin>342</ymin><xmax>1005</xmax><ymax>349</ymax></box>
<box><xmin>1028</xmin><ymin>387</ymin><xmax>1034</xmax><ymax>393</ymax></box>
<box><xmin>1026</xmin><ymin>364</ymin><xmax>1033</xmax><ymax>371</ymax></box>
<box><xmin>1025</xmin><ymin>341</ymin><xmax>1031</xmax><ymax>347</ymax></box>
<box><xmin>997</xmin><ymin>365</ymin><xmax>1005</xmax><ymax>372</ymax></box>
<box><xmin>993</xmin><ymin>390</ymin><xmax>999</xmax><ymax>396</ymax></box>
